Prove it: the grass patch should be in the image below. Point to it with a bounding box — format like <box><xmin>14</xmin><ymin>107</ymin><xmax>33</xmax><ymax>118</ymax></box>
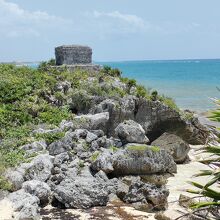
<box><xmin>34</xmin><ymin>131</ymin><xmax>65</xmax><ymax>145</ymax></box>
<box><xmin>90</xmin><ymin>151</ymin><xmax>100</xmax><ymax>162</ymax></box>
<box><xmin>127</xmin><ymin>145</ymin><xmax>160</xmax><ymax>152</ymax></box>
<box><xmin>110</xmin><ymin>146</ymin><xmax>119</xmax><ymax>152</ymax></box>
<box><xmin>0</xmin><ymin>176</ymin><xmax>12</xmax><ymax>191</ymax></box>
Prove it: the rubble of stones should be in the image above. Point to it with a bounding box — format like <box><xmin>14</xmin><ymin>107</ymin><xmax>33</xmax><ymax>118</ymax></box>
<box><xmin>1</xmin><ymin>73</ymin><xmax>210</xmax><ymax>219</ymax></box>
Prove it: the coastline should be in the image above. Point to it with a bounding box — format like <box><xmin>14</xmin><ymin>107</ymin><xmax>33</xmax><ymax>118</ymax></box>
<box><xmin>0</xmin><ymin>56</ymin><xmax>218</xmax><ymax>219</ymax></box>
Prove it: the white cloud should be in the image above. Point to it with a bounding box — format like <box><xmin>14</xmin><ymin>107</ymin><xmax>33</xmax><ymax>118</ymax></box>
<box><xmin>89</xmin><ymin>11</ymin><xmax>205</xmax><ymax>37</ymax></box>
<box><xmin>0</xmin><ymin>0</ymin><xmax>71</xmax><ymax>38</ymax></box>
<box><xmin>93</xmin><ymin>11</ymin><xmax>147</xmax><ymax>30</ymax></box>
<box><xmin>90</xmin><ymin>10</ymin><xmax>156</xmax><ymax>36</ymax></box>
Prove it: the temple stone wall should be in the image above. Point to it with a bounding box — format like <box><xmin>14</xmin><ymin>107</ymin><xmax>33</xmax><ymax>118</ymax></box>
<box><xmin>55</xmin><ymin>45</ymin><xmax>92</xmax><ymax>65</ymax></box>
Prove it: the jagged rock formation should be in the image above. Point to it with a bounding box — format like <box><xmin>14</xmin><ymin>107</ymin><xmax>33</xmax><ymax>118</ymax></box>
<box><xmin>0</xmin><ymin>48</ymin><xmax>211</xmax><ymax>219</ymax></box>
<box><xmin>152</xmin><ymin>132</ymin><xmax>190</xmax><ymax>163</ymax></box>
<box><xmin>91</xmin><ymin>146</ymin><xmax>177</xmax><ymax>176</ymax></box>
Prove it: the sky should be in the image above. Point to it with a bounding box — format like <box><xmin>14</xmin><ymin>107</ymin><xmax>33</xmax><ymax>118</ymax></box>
<box><xmin>0</xmin><ymin>0</ymin><xmax>220</xmax><ymax>62</ymax></box>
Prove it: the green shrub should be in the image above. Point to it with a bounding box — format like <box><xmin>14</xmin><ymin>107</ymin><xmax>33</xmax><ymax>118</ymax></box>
<box><xmin>1</xmin><ymin>150</ymin><xmax>26</xmax><ymax>168</ymax></box>
<box><xmin>103</xmin><ymin>65</ymin><xmax>112</xmax><ymax>74</ymax></box>
<box><xmin>34</xmin><ymin>131</ymin><xmax>65</xmax><ymax>145</ymax></box>
<box><xmin>209</xmin><ymin>99</ymin><xmax>220</xmax><ymax>122</ymax></box>
<box><xmin>108</xmin><ymin>87</ymin><xmax>126</xmax><ymax>98</ymax></box>
<box><xmin>38</xmin><ymin>59</ymin><xmax>56</xmax><ymax>72</ymax></box>
<box><xmin>71</xmin><ymin>90</ymin><xmax>92</xmax><ymax>113</ymax></box>
<box><xmin>109</xmin><ymin>68</ymin><xmax>121</xmax><ymax>77</ymax></box>
<box><xmin>90</xmin><ymin>151</ymin><xmax>100</xmax><ymax>161</ymax></box>
<box><xmin>102</xmin><ymin>66</ymin><xmax>121</xmax><ymax>77</ymax></box>
<box><xmin>109</xmin><ymin>146</ymin><xmax>119</xmax><ymax>152</ymax></box>
<box><xmin>78</xmin><ymin>160</ymin><xmax>85</xmax><ymax>168</ymax></box>
<box><xmin>160</xmin><ymin>96</ymin><xmax>179</xmax><ymax>111</ymax></box>
<box><xmin>0</xmin><ymin>176</ymin><xmax>12</xmax><ymax>191</ymax></box>
<box><xmin>136</xmin><ymin>85</ymin><xmax>149</xmax><ymax>98</ymax></box>
<box><xmin>127</xmin><ymin>79</ymin><xmax>137</xmax><ymax>88</ymax></box>
<box><xmin>37</xmin><ymin>106</ymin><xmax>71</xmax><ymax>125</ymax></box>
<box><xmin>150</xmin><ymin>90</ymin><xmax>158</xmax><ymax>101</ymax></box>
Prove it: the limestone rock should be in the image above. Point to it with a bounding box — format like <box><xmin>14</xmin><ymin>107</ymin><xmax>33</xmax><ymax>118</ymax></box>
<box><xmin>24</xmin><ymin>154</ymin><xmax>54</xmax><ymax>182</ymax></box>
<box><xmin>86</xmin><ymin>131</ymin><xmax>98</xmax><ymax>143</ymax></box>
<box><xmin>122</xmin><ymin>180</ymin><xmax>169</xmax><ymax>211</ymax></box>
<box><xmin>91</xmin><ymin>145</ymin><xmax>177</xmax><ymax>176</ymax></box>
<box><xmin>22</xmin><ymin>180</ymin><xmax>51</xmax><ymax>205</ymax></box>
<box><xmin>90</xmin><ymin>97</ymin><xmax>136</xmax><ymax>136</ymax></box>
<box><xmin>115</xmin><ymin>120</ymin><xmax>149</xmax><ymax>144</ymax></box>
<box><xmin>5</xmin><ymin>170</ymin><xmax>24</xmax><ymax>191</ymax></box>
<box><xmin>73</xmin><ymin>112</ymin><xmax>109</xmax><ymax>131</ymax></box>
<box><xmin>54</xmin><ymin>167</ymin><xmax>109</xmax><ymax>209</ymax></box>
<box><xmin>54</xmin><ymin>152</ymin><xmax>70</xmax><ymax>167</ymax></box>
<box><xmin>151</xmin><ymin>132</ymin><xmax>190</xmax><ymax>163</ymax></box>
<box><xmin>55</xmin><ymin>81</ymin><xmax>71</xmax><ymax>94</ymax></box>
<box><xmin>33</xmin><ymin>127</ymin><xmax>61</xmax><ymax>135</ymax></box>
<box><xmin>7</xmin><ymin>189</ymin><xmax>40</xmax><ymax>219</ymax></box>
<box><xmin>48</xmin><ymin>131</ymin><xmax>74</xmax><ymax>156</ymax></box>
<box><xmin>90</xmin><ymin>97</ymin><xmax>209</xmax><ymax>144</ymax></box>
<box><xmin>60</xmin><ymin>120</ymin><xmax>74</xmax><ymax>131</ymax></box>
<box><xmin>141</xmin><ymin>174</ymin><xmax>171</xmax><ymax>186</ymax></box>
<box><xmin>91</xmin><ymin>149</ymin><xmax>114</xmax><ymax>174</ymax></box>
<box><xmin>135</xmin><ymin>99</ymin><xmax>209</xmax><ymax>144</ymax></box>
<box><xmin>0</xmin><ymin>190</ymin><xmax>9</xmax><ymax>201</ymax></box>
<box><xmin>19</xmin><ymin>141</ymin><xmax>47</xmax><ymax>155</ymax></box>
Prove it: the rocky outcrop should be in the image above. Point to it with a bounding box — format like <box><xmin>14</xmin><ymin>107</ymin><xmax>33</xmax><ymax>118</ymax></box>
<box><xmin>90</xmin><ymin>96</ymin><xmax>136</xmax><ymax>136</ymax></box>
<box><xmin>0</xmin><ymin>47</ymin><xmax>212</xmax><ymax>219</ymax></box>
<box><xmin>118</xmin><ymin>178</ymin><xmax>169</xmax><ymax>211</ymax></box>
<box><xmin>24</xmin><ymin>154</ymin><xmax>54</xmax><ymax>182</ymax></box>
<box><xmin>72</xmin><ymin>112</ymin><xmax>110</xmax><ymax>131</ymax></box>
<box><xmin>135</xmin><ymin>99</ymin><xmax>209</xmax><ymax>144</ymax></box>
<box><xmin>151</xmin><ymin>132</ymin><xmax>190</xmax><ymax>163</ymax></box>
<box><xmin>7</xmin><ymin>189</ymin><xmax>40</xmax><ymax>219</ymax></box>
<box><xmin>4</xmin><ymin>154</ymin><xmax>54</xmax><ymax>192</ymax></box>
<box><xmin>90</xmin><ymin>97</ymin><xmax>209</xmax><ymax>144</ymax></box>
<box><xmin>91</xmin><ymin>145</ymin><xmax>177</xmax><ymax>176</ymax></box>
<box><xmin>115</xmin><ymin>120</ymin><xmax>149</xmax><ymax>144</ymax></box>
<box><xmin>19</xmin><ymin>141</ymin><xmax>47</xmax><ymax>155</ymax></box>
<box><xmin>22</xmin><ymin>180</ymin><xmax>51</xmax><ymax>205</ymax></box>
<box><xmin>5</xmin><ymin>170</ymin><xmax>24</xmax><ymax>191</ymax></box>
<box><xmin>54</xmin><ymin>167</ymin><xmax>110</xmax><ymax>209</ymax></box>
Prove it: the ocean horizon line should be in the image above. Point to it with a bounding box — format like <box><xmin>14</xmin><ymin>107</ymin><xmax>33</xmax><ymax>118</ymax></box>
<box><xmin>1</xmin><ymin>58</ymin><xmax>220</xmax><ymax>65</ymax></box>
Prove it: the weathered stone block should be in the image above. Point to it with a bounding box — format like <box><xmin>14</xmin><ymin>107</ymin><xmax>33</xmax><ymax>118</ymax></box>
<box><xmin>55</xmin><ymin>45</ymin><xmax>92</xmax><ymax>65</ymax></box>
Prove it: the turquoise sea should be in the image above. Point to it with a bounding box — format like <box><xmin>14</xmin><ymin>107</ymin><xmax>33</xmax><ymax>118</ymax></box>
<box><xmin>98</xmin><ymin>59</ymin><xmax>220</xmax><ymax>112</ymax></box>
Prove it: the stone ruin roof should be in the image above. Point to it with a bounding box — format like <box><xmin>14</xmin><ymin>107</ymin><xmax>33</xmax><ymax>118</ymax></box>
<box><xmin>55</xmin><ymin>45</ymin><xmax>92</xmax><ymax>65</ymax></box>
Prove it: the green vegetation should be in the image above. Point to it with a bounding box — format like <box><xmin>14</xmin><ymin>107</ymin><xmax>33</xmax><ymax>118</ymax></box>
<box><xmin>136</xmin><ymin>85</ymin><xmax>150</xmax><ymax>98</ymax></box>
<box><xmin>110</xmin><ymin>146</ymin><xmax>120</xmax><ymax>152</ymax></box>
<box><xmin>150</xmin><ymin>90</ymin><xmax>158</xmax><ymax>101</ymax></box>
<box><xmin>34</xmin><ymin>131</ymin><xmax>65</xmax><ymax>145</ymax></box>
<box><xmin>160</xmin><ymin>96</ymin><xmax>179</xmax><ymax>111</ymax></box>
<box><xmin>0</xmin><ymin>176</ymin><xmax>12</xmax><ymax>191</ymax></box>
<box><xmin>78</xmin><ymin>160</ymin><xmax>85</xmax><ymax>168</ymax></box>
<box><xmin>186</xmin><ymin>99</ymin><xmax>220</xmax><ymax>219</ymax></box>
<box><xmin>0</xmin><ymin>62</ymin><xmax>179</xmax><ymax>189</ymax></box>
<box><xmin>181</xmin><ymin>111</ymin><xmax>194</xmax><ymax>121</ymax></box>
<box><xmin>102</xmin><ymin>65</ymin><xmax>121</xmax><ymax>77</ymax></box>
<box><xmin>127</xmin><ymin>145</ymin><xmax>160</xmax><ymax>152</ymax></box>
<box><xmin>90</xmin><ymin>151</ymin><xmax>100</xmax><ymax>162</ymax></box>
<box><xmin>187</xmin><ymin>146</ymin><xmax>220</xmax><ymax>203</ymax></box>
<box><xmin>209</xmin><ymin>99</ymin><xmax>220</xmax><ymax>122</ymax></box>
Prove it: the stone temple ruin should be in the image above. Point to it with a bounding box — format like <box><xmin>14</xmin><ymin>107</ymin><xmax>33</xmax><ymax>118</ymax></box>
<box><xmin>54</xmin><ymin>45</ymin><xmax>101</xmax><ymax>72</ymax></box>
